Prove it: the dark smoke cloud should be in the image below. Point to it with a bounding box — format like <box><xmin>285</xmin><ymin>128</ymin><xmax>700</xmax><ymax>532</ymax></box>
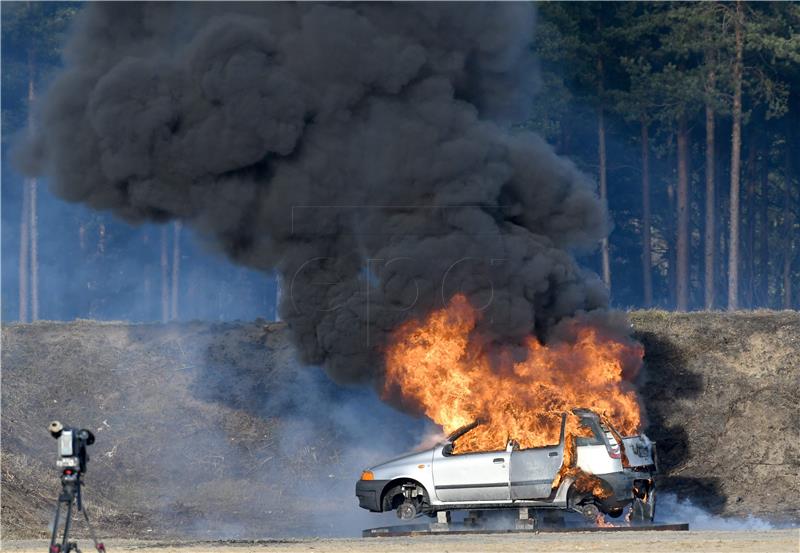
<box><xmin>16</xmin><ymin>2</ymin><xmax>611</xmax><ymax>384</ymax></box>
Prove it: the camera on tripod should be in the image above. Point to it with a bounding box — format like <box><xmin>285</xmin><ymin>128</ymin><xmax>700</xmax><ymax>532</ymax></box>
<box><xmin>47</xmin><ymin>421</ymin><xmax>105</xmax><ymax>553</ymax></box>
<box><xmin>49</xmin><ymin>421</ymin><xmax>94</xmax><ymax>474</ymax></box>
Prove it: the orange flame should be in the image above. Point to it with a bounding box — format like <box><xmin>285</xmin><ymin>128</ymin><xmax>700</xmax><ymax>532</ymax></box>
<box><xmin>383</xmin><ymin>294</ymin><xmax>643</xmax><ymax>452</ymax></box>
<box><xmin>594</xmin><ymin>514</ymin><xmax>615</xmax><ymax>527</ymax></box>
<box><xmin>554</xmin><ymin>434</ymin><xmax>613</xmax><ymax>499</ymax></box>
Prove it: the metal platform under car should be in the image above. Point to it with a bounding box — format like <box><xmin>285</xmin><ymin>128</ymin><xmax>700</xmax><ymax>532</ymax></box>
<box><xmin>363</xmin><ymin>508</ymin><xmax>689</xmax><ymax>538</ymax></box>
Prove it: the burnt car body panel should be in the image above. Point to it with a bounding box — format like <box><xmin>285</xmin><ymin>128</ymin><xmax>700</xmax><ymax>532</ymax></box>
<box><xmin>355</xmin><ymin>479</ymin><xmax>389</xmax><ymax>512</ymax></box>
<box><xmin>510</xmin><ymin>415</ymin><xmax>566</xmax><ymax>499</ymax></box>
<box><xmin>355</xmin><ymin>409</ymin><xmax>657</xmax><ymax>519</ymax></box>
<box><xmin>432</xmin><ymin>448</ymin><xmax>510</xmax><ymax>502</ymax></box>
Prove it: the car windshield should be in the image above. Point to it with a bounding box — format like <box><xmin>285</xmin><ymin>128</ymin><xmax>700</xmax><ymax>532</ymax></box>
<box><xmin>444</xmin><ymin>421</ymin><xmax>505</xmax><ymax>455</ymax></box>
<box><xmin>446</xmin><ymin>420</ymin><xmax>482</xmax><ymax>443</ymax></box>
<box><xmin>447</xmin><ymin>420</ymin><xmax>517</xmax><ymax>454</ymax></box>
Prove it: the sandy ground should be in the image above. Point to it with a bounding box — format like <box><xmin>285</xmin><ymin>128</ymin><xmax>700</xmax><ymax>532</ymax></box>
<box><xmin>4</xmin><ymin>531</ymin><xmax>799</xmax><ymax>553</ymax></box>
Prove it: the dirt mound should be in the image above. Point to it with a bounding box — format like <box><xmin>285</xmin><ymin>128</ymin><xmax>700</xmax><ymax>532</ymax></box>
<box><xmin>631</xmin><ymin>311</ymin><xmax>799</xmax><ymax>522</ymax></box>
<box><xmin>0</xmin><ymin>321</ymin><xmax>370</xmax><ymax>539</ymax></box>
<box><xmin>2</xmin><ymin>312</ymin><xmax>798</xmax><ymax>538</ymax></box>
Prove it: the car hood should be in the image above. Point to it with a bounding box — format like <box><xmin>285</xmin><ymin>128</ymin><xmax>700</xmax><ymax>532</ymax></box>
<box><xmin>368</xmin><ymin>448</ymin><xmax>435</xmax><ymax>479</ymax></box>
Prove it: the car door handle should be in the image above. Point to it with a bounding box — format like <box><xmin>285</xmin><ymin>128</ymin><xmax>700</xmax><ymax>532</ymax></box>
<box><xmin>493</xmin><ymin>458</ymin><xmax>505</xmax><ymax>464</ymax></box>
<box><xmin>549</xmin><ymin>452</ymin><xmax>559</xmax><ymax>457</ymax></box>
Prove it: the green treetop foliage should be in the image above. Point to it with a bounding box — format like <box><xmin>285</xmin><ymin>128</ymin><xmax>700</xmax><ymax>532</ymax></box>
<box><xmin>1</xmin><ymin>2</ymin><xmax>79</xmax><ymax>142</ymax></box>
<box><xmin>2</xmin><ymin>2</ymin><xmax>78</xmax><ymax>65</ymax></box>
<box><xmin>740</xmin><ymin>3</ymin><xmax>800</xmax><ymax>120</ymax></box>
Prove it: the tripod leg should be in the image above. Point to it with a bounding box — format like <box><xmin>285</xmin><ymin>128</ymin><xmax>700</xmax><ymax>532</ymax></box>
<box><xmin>82</xmin><ymin>504</ymin><xmax>106</xmax><ymax>552</ymax></box>
<box><xmin>61</xmin><ymin>497</ymin><xmax>74</xmax><ymax>553</ymax></box>
<box><xmin>49</xmin><ymin>500</ymin><xmax>63</xmax><ymax>552</ymax></box>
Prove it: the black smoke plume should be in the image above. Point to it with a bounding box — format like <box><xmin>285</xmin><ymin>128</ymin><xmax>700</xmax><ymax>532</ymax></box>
<box><xmin>16</xmin><ymin>2</ymin><xmax>612</xmax><ymax>384</ymax></box>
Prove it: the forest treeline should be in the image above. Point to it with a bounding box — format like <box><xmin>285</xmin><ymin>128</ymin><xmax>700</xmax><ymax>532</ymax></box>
<box><xmin>526</xmin><ymin>2</ymin><xmax>799</xmax><ymax>310</ymax></box>
<box><xmin>2</xmin><ymin>2</ymin><xmax>799</xmax><ymax>322</ymax></box>
<box><xmin>2</xmin><ymin>3</ymin><xmax>278</xmax><ymax>322</ymax></box>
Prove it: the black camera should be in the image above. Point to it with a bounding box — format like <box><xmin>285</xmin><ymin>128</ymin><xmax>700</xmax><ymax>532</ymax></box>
<box><xmin>49</xmin><ymin>421</ymin><xmax>94</xmax><ymax>474</ymax></box>
<box><xmin>47</xmin><ymin>422</ymin><xmax>106</xmax><ymax>552</ymax></box>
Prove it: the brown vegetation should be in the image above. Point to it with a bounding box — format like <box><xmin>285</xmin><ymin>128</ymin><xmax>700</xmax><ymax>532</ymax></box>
<box><xmin>631</xmin><ymin>310</ymin><xmax>799</xmax><ymax>521</ymax></box>
<box><xmin>2</xmin><ymin>311</ymin><xmax>798</xmax><ymax>538</ymax></box>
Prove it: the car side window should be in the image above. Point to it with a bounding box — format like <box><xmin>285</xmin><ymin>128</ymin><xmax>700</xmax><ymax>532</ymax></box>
<box><xmin>574</xmin><ymin>419</ymin><xmax>604</xmax><ymax>446</ymax></box>
<box><xmin>511</xmin><ymin>413</ymin><xmax>566</xmax><ymax>451</ymax></box>
<box><xmin>445</xmin><ymin>424</ymin><xmax>505</xmax><ymax>455</ymax></box>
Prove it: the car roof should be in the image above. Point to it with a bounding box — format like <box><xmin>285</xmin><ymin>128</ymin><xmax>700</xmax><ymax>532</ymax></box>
<box><xmin>446</xmin><ymin>409</ymin><xmax>598</xmax><ymax>442</ymax></box>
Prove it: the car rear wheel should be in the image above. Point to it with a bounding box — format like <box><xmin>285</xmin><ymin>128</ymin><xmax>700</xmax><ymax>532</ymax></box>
<box><xmin>579</xmin><ymin>503</ymin><xmax>600</xmax><ymax>520</ymax></box>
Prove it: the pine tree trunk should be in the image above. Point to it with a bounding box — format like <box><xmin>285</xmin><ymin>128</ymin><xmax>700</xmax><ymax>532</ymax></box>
<box><xmin>275</xmin><ymin>273</ymin><xmax>282</xmax><ymax>322</ymax></box>
<box><xmin>559</xmin><ymin>126</ymin><xmax>571</xmax><ymax>156</ymax></box>
<box><xmin>744</xmin><ymin>137</ymin><xmax>757</xmax><ymax>308</ymax></box>
<box><xmin>667</xmin><ymin>139</ymin><xmax>677</xmax><ymax>307</ymax></box>
<box><xmin>728</xmin><ymin>0</ymin><xmax>744</xmax><ymax>310</ymax></box>
<box><xmin>30</xmin><ymin>179</ymin><xmax>39</xmax><ymax>320</ymax></box>
<box><xmin>676</xmin><ymin>114</ymin><xmax>690</xmax><ymax>311</ymax></box>
<box><xmin>141</xmin><ymin>230</ymin><xmax>152</xmax><ymax>320</ymax></box>
<box><xmin>25</xmin><ymin>47</ymin><xmax>39</xmax><ymax>320</ymax></box>
<box><xmin>758</xmin><ymin>145</ymin><xmax>770</xmax><ymax>305</ymax></box>
<box><xmin>599</xmin><ymin>109</ymin><xmax>610</xmax><ymax>292</ymax></box>
<box><xmin>597</xmin><ymin>58</ymin><xmax>610</xmax><ymax>292</ymax></box>
<box><xmin>641</xmin><ymin>120</ymin><xmax>653</xmax><ymax>307</ymax></box>
<box><xmin>79</xmin><ymin>223</ymin><xmax>87</xmax><ymax>251</ymax></box>
<box><xmin>98</xmin><ymin>223</ymin><xmax>106</xmax><ymax>254</ymax></box>
<box><xmin>19</xmin><ymin>180</ymin><xmax>30</xmax><ymax>322</ymax></box>
<box><xmin>19</xmin><ymin>47</ymin><xmax>38</xmax><ymax>322</ymax></box>
<box><xmin>783</xmin><ymin>137</ymin><xmax>795</xmax><ymax>309</ymax></box>
<box><xmin>161</xmin><ymin>226</ymin><xmax>169</xmax><ymax>323</ymax></box>
<box><xmin>170</xmin><ymin>221</ymin><xmax>182</xmax><ymax>320</ymax></box>
<box><xmin>704</xmin><ymin>71</ymin><xmax>716</xmax><ymax>310</ymax></box>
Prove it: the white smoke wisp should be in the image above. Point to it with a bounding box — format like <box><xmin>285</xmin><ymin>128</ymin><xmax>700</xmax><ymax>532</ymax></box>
<box><xmin>412</xmin><ymin>426</ymin><xmax>447</xmax><ymax>452</ymax></box>
<box><xmin>655</xmin><ymin>493</ymin><xmax>775</xmax><ymax>530</ymax></box>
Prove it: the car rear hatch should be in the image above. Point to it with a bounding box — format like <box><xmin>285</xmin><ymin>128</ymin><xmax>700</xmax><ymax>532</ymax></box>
<box><xmin>621</xmin><ymin>435</ymin><xmax>657</xmax><ymax>470</ymax></box>
<box><xmin>573</xmin><ymin>408</ymin><xmax>656</xmax><ymax>471</ymax></box>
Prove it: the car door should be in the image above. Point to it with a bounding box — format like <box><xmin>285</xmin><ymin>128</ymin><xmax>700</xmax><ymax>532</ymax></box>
<box><xmin>432</xmin><ymin>446</ymin><xmax>511</xmax><ymax>503</ymax></box>
<box><xmin>509</xmin><ymin>414</ymin><xmax>566</xmax><ymax>500</ymax></box>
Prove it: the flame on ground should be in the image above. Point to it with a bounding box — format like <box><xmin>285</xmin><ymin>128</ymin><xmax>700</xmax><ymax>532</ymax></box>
<box><xmin>594</xmin><ymin>514</ymin><xmax>615</xmax><ymax>527</ymax></box>
<box><xmin>382</xmin><ymin>294</ymin><xmax>643</xmax><ymax>453</ymax></box>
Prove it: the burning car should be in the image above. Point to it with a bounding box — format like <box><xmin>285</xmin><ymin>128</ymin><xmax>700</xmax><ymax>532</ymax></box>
<box><xmin>355</xmin><ymin>408</ymin><xmax>657</xmax><ymax>522</ymax></box>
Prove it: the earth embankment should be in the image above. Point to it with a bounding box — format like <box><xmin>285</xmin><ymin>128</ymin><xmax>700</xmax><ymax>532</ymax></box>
<box><xmin>2</xmin><ymin>311</ymin><xmax>798</xmax><ymax>538</ymax></box>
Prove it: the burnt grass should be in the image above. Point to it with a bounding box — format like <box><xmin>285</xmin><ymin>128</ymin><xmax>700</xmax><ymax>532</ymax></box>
<box><xmin>2</xmin><ymin>312</ymin><xmax>799</xmax><ymax>538</ymax></box>
<box><xmin>630</xmin><ymin>311</ymin><xmax>799</xmax><ymax>523</ymax></box>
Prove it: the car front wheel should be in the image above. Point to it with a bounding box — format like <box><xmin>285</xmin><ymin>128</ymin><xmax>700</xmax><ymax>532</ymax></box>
<box><xmin>382</xmin><ymin>481</ymin><xmax>428</xmax><ymax>519</ymax></box>
<box><xmin>396</xmin><ymin>501</ymin><xmax>418</xmax><ymax>520</ymax></box>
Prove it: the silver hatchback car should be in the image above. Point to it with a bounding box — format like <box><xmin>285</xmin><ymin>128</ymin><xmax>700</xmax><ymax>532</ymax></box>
<box><xmin>356</xmin><ymin>408</ymin><xmax>657</xmax><ymax>522</ymax></box>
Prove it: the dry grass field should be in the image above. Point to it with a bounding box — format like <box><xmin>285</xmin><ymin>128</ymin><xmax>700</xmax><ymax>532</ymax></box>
<box><xmin>1</xmin><ymin>311</ymin><xmax>798</xmax><ymax>540</ymax></box>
